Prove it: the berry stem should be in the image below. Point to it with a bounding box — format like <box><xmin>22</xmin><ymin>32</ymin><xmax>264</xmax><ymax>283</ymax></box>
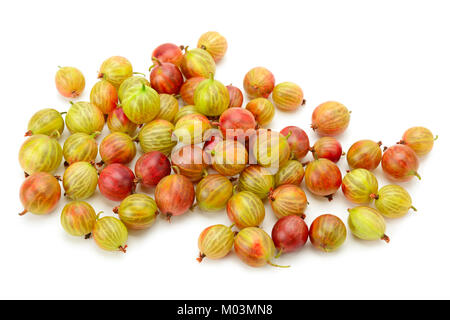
<box><xmin>275</xmin><ymin>248</ymin><xmax>283</xmax><ymax>259</ymax></box>
<box><xmin>411</xmin><ymin>205</ymin><xmax>418</xmax><ymax>212</ymax></box>
<box><xmin>84</xmin><ymin>233</ymin><xmax>91</xmax><ymax>239</ymax></box>
<box><xmin>19</xmin><ymin>209</ymin><xmax>28</xmax><ymax>216</ymax></box>
<box><xmin>370</xmin><ymin>193</ymin><xmax>379</xmax><ymax>200</ymax></box>
<box><xmin>267</xmin><ymin>260</ymin><xmax>290</xmax><ymax>268</ymax></box>
<box><xmin>119</xmin><ymin>245</ymin><xmax>127</xmax><ymax>253</ymax></box>
<box><xmin>434</xmin><ymin>135</ymin><xmax>439</xmax><ymax>141</ymax></box>
<box><xmin>381</xmin><ymin>234</ymin><xmax>390</xmax><ymax>243</ymax></box>
<box><xmin>196</xmin><ymin>252</ymin><xmax>206</xmax><ymax>263</ymax></box>
<box><xmin>24</xmin><ymin>130</ymin><xmax>33</xmax><ymax>137</ymax></box>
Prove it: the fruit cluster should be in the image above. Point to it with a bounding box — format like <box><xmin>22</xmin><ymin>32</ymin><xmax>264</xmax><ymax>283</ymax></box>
<box><xmin>19</xmin><ymin>31</ymin><xmax>436</xmax><ymax>267</ymax></box>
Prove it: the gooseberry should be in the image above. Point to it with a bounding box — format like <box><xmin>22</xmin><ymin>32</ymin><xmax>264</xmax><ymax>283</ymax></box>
<box><xmin>309</xmin><ymin>214</ymin><xmax>347</xmax><ymax>252</ymax></box>
<box><xmin>19</xmin><ymin>172</ymin><xmax>61</xmax><ymax>216</ymax></box>
<box><xmin>98</xmin><ymin>163</ymin><xmax>135</xmax><ymax>202</ymax></box>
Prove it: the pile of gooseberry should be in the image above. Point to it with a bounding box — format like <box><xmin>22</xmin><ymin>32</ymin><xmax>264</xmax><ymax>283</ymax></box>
<box><xmin>18</xmin><ymin>31</ymin><xmax>436</xmax><ymax>267</ymax></box>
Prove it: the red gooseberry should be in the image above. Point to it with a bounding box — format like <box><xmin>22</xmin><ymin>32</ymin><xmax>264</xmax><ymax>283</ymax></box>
<box><xmin>134</xmin><ymin>151</ymin><xmax>171</xmax><ymax>187</ymax></box>
<box><xmin>280</xmin><ymin>126</ymin><xmax>310</xmax><ymax>160</ymax></box>
<box><xmin>311</xmin><ymin>137</ymin><xmax>343</xmax><ymax>163</ymax></box>
<box><xmin>305</xmin><ymin>158</ymin><xmax>342</xmax><ymax>200</ymax></box>
<box><xmin>271</xmin><ymin>215</ymin><xmax>309</xmax><ymax>254</ymax></box>
<box><xmin>98</xmin><ymin>163</ymin><xmax>136</xmax><ymax>202</ymax></box>
<box><xmin>381</xmin><ymin>144</ymin><xmax>421</xmax><ymax>182</ymax></box>
<box><xmin>149</xmin><ymin>59</ymin><xmax>184</xmax><ymax>95</ymax></box>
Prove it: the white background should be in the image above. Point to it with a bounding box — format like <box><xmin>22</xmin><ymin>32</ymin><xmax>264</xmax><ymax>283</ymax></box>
<box><xmin>1</xmin><ymin>0</ymin><xmax>449</xmax><ymax>300</ymax></box>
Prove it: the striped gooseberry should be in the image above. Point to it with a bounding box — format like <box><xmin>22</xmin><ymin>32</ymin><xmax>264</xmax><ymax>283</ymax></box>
<box><xmin>243</xmin><ymin>67</ymin><xmax>275</xmax><ymax>99</ymax></box>
<box><xmin>55</xmin><ymin>66</ymin><xmax>85</xmax><ymax>98</ymax></box>
<box><xmin>245</xmin><ymin>98</ymin><xmax>275</xmax><ymax>127</ymax></box>
<box><xmin>272</xmin><ymin>82</ymin><xmax>305</xmax><ymax>111</ymax></box>
<box><xmin>180</xmin><ymin>47</ymin><xmax>215</xmax><ymax>79</ymax></box>
<box><xmin>174</xmin><ymin>105</ymin><xmax>200</xmax><ymax>124</ymax></box>
<box><xmin>399</xmin><ymin>126</ymin><xmax>437</xmax><ymax>156</ymax></box>
<box><xmin>196</xmin><ymin>174</ymin><xmax>233</xmax><ymax>212</ymax></box>
<box><xmin>342</xmin><ymin>169</ymin><xmax>378</xmax><ymax>204</ymax></box>
<box><xmin>90</xmin><ymin>79</ymin><xmax>118</xmax><ymax>115</ymax></box>
<box><xmin>98</xmin><ymin>56</ymin><xmax>133</xmax><ymax>88</ymax></box>
<box><xmin>63</xmin><ymin>161</ymin><xmax>98</xmax><ymax>200</ymax></box>
<box><xmin>234</xmin><ymin>227</ymin><xmax>288</xmax><ymax>268</ymax></box>
<box><xmin>156</xmin><ymin>94</ymin><xmax>179</xmax><ymax>123</ymax></box>
<box><xmin>92</xmin><ymin>215</ymin><xmax>128</xmax><ymax>253</ymax></box>
<box><xmin>118</xmin><ymin>75</ymin><xmax>150</xmax><ymax>102</ymax></box>
<box><xmin>135</xmin><ymin>151</ymin><xmax>171</xmax><ymax>187</ymax></box>
<box><xmin>218</xmin><ymin>107</ymin><xmax>256</xmax><ymax>140</ymax></box>
<box><xmin>274</xmin><ymin>160</ymin><xmax>304</xmax><ymax>187</ymax></box>
<box><xmin>269</xmin><ymin>185</ymin><xmax>308</xmax><ymax>219</ymax></box>
<box><xmin>179</xmin><ymin>77</ymin><xmax>205</xmax><ymax>105</ymax></box>
<box><xmin>194</xmin><ymin>74</ymin><xmax>229</xmax><ymax>116</ymax></box>
<box><xmin>252</xmin><ymin>129</ymin><xmax>290</xmax><ymax>168</ymax></box>
<box><xmin>171</xmin><ymin>145</ymin><xmax>207</xmax><ymax>182</ymax></box>
<box><xmin>271</xmin><ymin>215</ymin><xmax>309</xmax><ymax>254</ymax></box>
<box><xmin>98</xmin><ymin>163</ymin><xmax>135</xmax><ymax>202</ymax></box>
<box><xmin>305</xmin><ymin>158</ymin><xmax>342</xmax><ymax>200</ymax></box>
<box><xmin>19</xmin><ymin>172</ymin><xmax>61</xmax><ymax>216</ymax></box>
<box><xmin>19</xmin><ymin>134</ymin><xmax>62</xmax><ymax>175</ymax></box>
<box><xmin>309</xmin><ymin>214</ymin><xmax>347</xmax><ymax>252</ymax></box>
<box><xmin>63</xmin><ymin>132</ymin><xmax>99</xmax><ymax>166</ymax></box>
<box><xmin>173</xmin><ymin>113</ymin><xmax>212</xmax><ymax>144</ymax></box>
<box><xmin>114</xmin><ymin>194</ymin><xmax>158</xmax><ymax>230</ymax></box>
<box><xmin>107</xmin><ymin>107</ymin><xmax>138</xmax><ymax>136</ymax></box>
<box><xmin>347</xmin><ymin>206</ymin><xmax>389</xmax><ymax>242</ymax></box>
<box><xmin>311</xmin><ymin>137</ymin><xmax>343</xmax><ymax>163</ymax></box>
<box><xmin>197</xmin><ymin>224</ymin><xmax>234</xmax><ymax>262</ymax></box>
<box><xmin>25</xmin><ymin>108</ymin><xmax>65</xmax><ymax>138</ymax></box>
<box><xmin>149</xmin><ymin>59</ymin><xmax>184</xmax><ymax>95</ymax></box>
<box><xmin>138</xmin><ymin>119</ymin><xmax>176</xmax><ymax>156</ymax></box>
<box><xmin>65</xmin><ymin>101</ymin><xmax>105</xmax><ymax>135</ymax></box>
<box><xmin>347</xmin><ymin>140</ymin><xmax>382</xmax><ymax>171</ymax></box>
<box><xmin>381</xmin><ymin>144</ymin><xmax>420</xmax><ymax>182</ymax></box>
<box><xmin>152</xmin><ymin>43</ymin><xmax>184</xmax><ymax>67</ymax></box>
<box><xmin>226</xmin><ymin>191</ymin><xmax>265</xmax><ymax>229</ymax></box>
<box><xmin>374</xmin><ymin>184</ymin><xmax>417</xmax><ymax>218</ymax></box>
<box><xmin>121</xmin><ymin>84</ymin><xmax>160</xmax><ymax>124</ymax></box>
<box><xmin>155</xmin><ymin>174</ymin><xmax>195</xmax><ymax>220</ymax></box>
<box><xmin>280</xmin><ymin>126</ymin><xmax>310</xmax><ymax>160</ymax></box>
<box><xmin>226</xmin><ymin>85</ymin><xmax>243</xmax><ymax>108</ymax></box>
<box><xmin>99</xmin><ymin>132</ymin><xmax>137</xmax><ymax>165</ymax></box>
<box><xmin>238</xmin><ymin>165</ymin><xmax>274</xmax><ymax>199</ymax></box>
<box><xmin>197</xmin><ymin>31</ymin><xmax>228</xmax><ymax>62</ymax></box>
<box><xmin>211</xmin><ymin>140</ymin><xmax>248</xmax><ymax>176</ymax></box>
<box><xmin>311</xmin><ymin>101</ymin><xmax>350</xmax><ymax>136</ymax></box>
<box><xmin>60</xmin><ymin>201</ymin><xmax>98</xmax><ymax>238</ymax></box>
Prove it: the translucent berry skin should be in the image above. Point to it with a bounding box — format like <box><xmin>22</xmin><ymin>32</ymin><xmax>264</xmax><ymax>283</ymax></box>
<box><xmin>152</xmin><ymin>43</ymin><xmax>184</xmax><ymax>67</ymax></box>
<box><xmin>243</xmin><ymin>67</ymin><xmax>275</xmax><ymax>99</ymax></box>
<box><xmin>218</xmin><ymin>107</ymin><xmax>256</xmax><ymax>141</ymax></box>
<box><xmin>272</xmin><ymin>82</ymin><xmax>304</xmax><ymax>111</ymax></box>
<box><xmin>245</xmin><ymin>98</ymin><xmax>275</xmax><ymax>127</ymax></box>
<box><xmin>60</xmin><ymin>201</ymin><xmax>96</xmax><ymax>237</ymax></box>
<box><xmin>348</xmin><ymin>206</ymin><xmax>389</xmax><ymax>242</ymax></box>
<box><xmin>211</xmin><ymin>140</ymin><xmax>248</xmax><ymax>177</ymax></box>
<box><xmin>311</xmin><ymin>137</ymin><xmax>343</xmax><ymax>163</ymax></box>
<box><xmin>181</xmin><ymin>48</ymin><xmax>216</xmax><ymax>79</ymax></box>
<box><xmin>311</xmin><ymin>101</ymin><xmax>350</xmax><ymax>136</ymax></box>
<box><xmin>138</xmin><ymin>119</ymin><xmax>176</xmax><ymax>156</ymax></box>
<box><xmin>280</xmin><ymin>126</ymin><xmax>310</xmax><ymax>160</ymax></box>
<box><xmin>347</xmin><ymin>140</ymin><xmax>382</xmax><ymax>171</ymax></box>
<box><xmin>196</xmin><ymin>174</ymin><xmax>233</xmax><ymax>212</ymax></box>
<box><xmin>118</xmin><ymin>76</ymin><xmax>150</xmax><ymax>102</ymax></box>
<box><xmin>107</xmin><ymin>107</ymin><xmax>137</xmax><ymax>136</ymax></box>
<box><xmin>309</xmin><ymin>214</ymin><xmax>347</xmax><ymax>252</ymax></box>
<box><xmin>252</xmin><ymin>129</ymin><xmax>291</xmax><ymax>168</ymax></box>
<box><xmin>174</xmin><ymin>105</ymin><xmax>200</xmax><ymax>124</ymax></box>
<box><xmin>400</xmin><ymin>126</ymin><xmax>436</xmax><ymax>156</ymax></box>
<box><xmin>342</xmin><ymin>169</ymin><xmax>379</xmax><ymax>204</ymax></box>
<box><xmin>226</xmin><ymin>85</ymin><xmax>243</xmax><ymax>108</ymax></box>
<box><xmin>381</xmin><ymin>144</ymin><xmax>420</xmax><ymax>182</ymax></box>
<box><xmin>65</xmin><ymin>102</ymin><xmax>105</xmax><ymax>135</ymax></box>
<box><xmin>305</xmin><ymin>159</ymin><xmax>342</xmax><ymax>197</ymax></box>
<box><xmin>98</xmin><ymin>163</ymin><xmax>135</xmax><ymax>202</ymax></box>
<box><xmin>26</xmin><ymin>108</ymin><xmax>64</xmax><ymax>138</ymax></box>
<box><xmin>135</xmin><ymin>151</ymin><xmax>171</xmax><ymax>187</ymax></box>
<box><xmin>92</xmin><ymin>216</ymin><xmax>128</xmax><ymax>253</ymax></box>
<box><xmin>99</xmin><ymin>132</ymin><xmax>136</xmax><ymax>165</ymax></box>
<box><xmin>180</xmin><ymin>77</ymin><xmax>205</xmax><ymax>105</ymax></box>
<box><xmin>227</xmin><ymin>191</ymin><xmax>265</xmax><ymax>229</ymax></box>
<box><xmin>98</xmin><ymin>56</ymin><xmax>133</xmax><ymax>88</ymax></box>
<box><xmin>197</xmin><ymin>31</ymin><xmax>228</xmax><ymax>62</ymax></box>
<box><xmin>20</xmin><ymin>172</ymin><xmax>61</xmax><ymax>215</ymax></box>
<box><xmin>269</xmin><ymin>185</ymin><xmax>308</xmax><ymax>219</ymax></box>
<box><xmin>150</xmin><ymin>60</ymin><xmax>184</xmax><ymax>95</ymax></box>
<box><xmin>375</xmin><ymin>184</ymin><xmax>415</xmax><ymax>218</ymax></box>
<box><xmin>90</xmin><ymin>80</ymin><xmax>118</xmax><ymax>115</ymax></box>
<box><xmin>238</xmin><ymin>165</ymin><xmax>274</xmax><ymax>200</ymax></box>
<box><xmin>275</xmin><ymin>160</ymin><xmax>305</xmax><ymax>187</ymax></box>
<box><xmin>272</xmin><ymin>215</ymin><xmax>308</xmax><ymax>253</ymax></box>
<box><xmin>173</xmin><ymin>113</ymin><xmax>212</xmax><ymax>144</ymax></box>
<box><xmin>194</xmin><ymin>75</ymin><xmax>229</xmax><ymax>117</ymax></box>
<box><xmin>116</xmin><ymin>194</ymin><xmax>158</xmax><ymax>230</ymax></box>
<box><xmin>234</xmin><ymin>227</ymin><xmax>276</xmax><ymax>268</ymax></box>
<box><xmin>198</xmin><ymin>224</ymin><xmax>234</xmax><ymax>261</ymax></box>
<box><xmin>55</xmin><ymin>66</ymin><xmax>85</xmax><ymax>98</ymax></box>
<box><xmin>156</xmin><ymin>94</ymin><xmax>179</xmax><ymax>123</ymax></box>
<box><xmin>155</xmin><ymin>174</ymin><xmax>195</xmax><ymax>218</ymax></box>
<box><xmin>19</xmin><ymin>134</ymin><xmax>62</xmax><ymax>175</ymax></box>
<box><xmin>171</xmin><ymin>145</ymin><xmax>206</xmax><ymax>182</ymax></box>
<box><xmin>121</xmin><ymin>84</ymin><xmax>160</xmax><ymax>125</ymax></box>
<box><xmin>63</xmin><ymin>162</ymin><xmax>98</xmax><ymax>200</ymax></box>
<box><xmin>63</xmin><ymin>132</ymin><xmax>99</xmax><ymax>165</ymax></box>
